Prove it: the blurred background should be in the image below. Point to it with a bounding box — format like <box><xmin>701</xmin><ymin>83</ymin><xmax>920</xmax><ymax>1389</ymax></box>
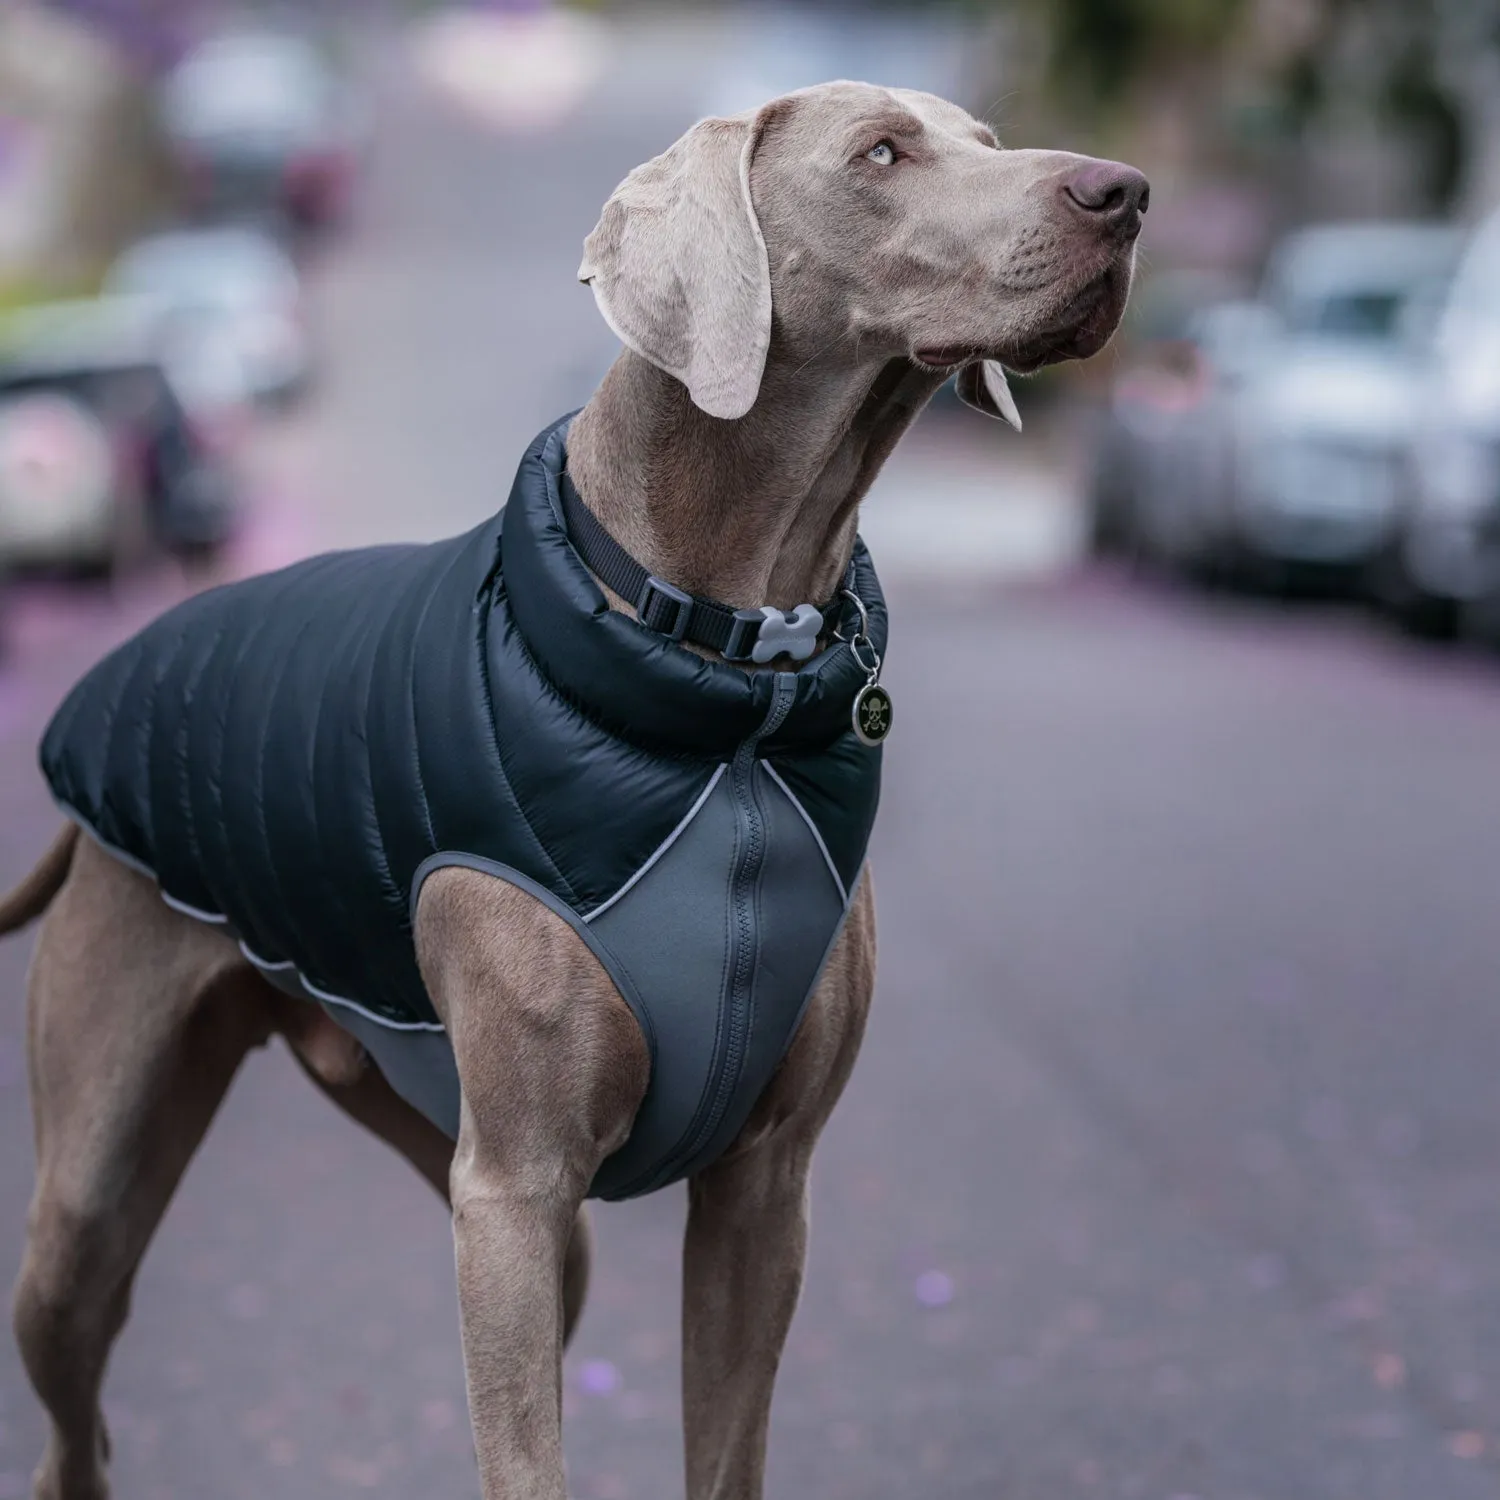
<box><xmin>2</xmin><ymin>1</ymin><xmax>1500</xmax><ymax>1497</ymax></box>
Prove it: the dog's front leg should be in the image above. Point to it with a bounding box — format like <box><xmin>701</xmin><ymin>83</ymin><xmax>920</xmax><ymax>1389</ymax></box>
<box><xmin>682</xmin><ymin>1136</ymin><xmax>815</xmax><ymax>1500</ymax></box>
<box><xmin>418</xmin><ymin>869</ymin><xmax>650</xmax><ymax>1500</ymax></box>
<box><xmin>682</xmin><ymin>879</ymin><xmax>877</xmax><ymax>1500</ymax></box>
<box><xmin>450</xmin><ymin>1145</ymin><xmax>583</xmax><ymax>1496</ymax></box>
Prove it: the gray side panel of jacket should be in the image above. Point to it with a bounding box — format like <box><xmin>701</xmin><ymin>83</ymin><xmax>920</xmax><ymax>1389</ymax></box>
<box><xmin>366</xmin><ymin>762</ymin><xmax>849</xmax><ymax>1200</ymax></box>
<box><xmin>321</xmin><ymin>1008</ymin><xmax>463</xmax><ymax>1139</ymax></box>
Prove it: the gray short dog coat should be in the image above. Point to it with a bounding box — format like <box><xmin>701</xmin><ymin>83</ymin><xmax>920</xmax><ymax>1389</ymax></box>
<box><xmin>40</xmin><ymin>415</ymin><xmax>886</xmax><ymax>1200</ymax></box>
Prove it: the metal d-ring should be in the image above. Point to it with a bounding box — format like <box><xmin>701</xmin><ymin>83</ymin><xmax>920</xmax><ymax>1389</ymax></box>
<box><xmin>838</xmin><ymin>587</ymin><xmax>870</xmax><ymax>642</ymax></box>
<box><xmin>849</xmin><ymin>632</ymin><xmax>881</xmax><ymax>677</ymax></box>
<box><xmin>838</xmin><ymin>587</ymin><xmax>881</xmax><ymax>678</ymax></box>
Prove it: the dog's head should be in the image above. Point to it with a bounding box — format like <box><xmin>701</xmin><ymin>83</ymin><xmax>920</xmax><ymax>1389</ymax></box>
<box><xmin>579</xmin><ymin>80</ymin><xmax>1146</xmax><ymax>428</ymax></box>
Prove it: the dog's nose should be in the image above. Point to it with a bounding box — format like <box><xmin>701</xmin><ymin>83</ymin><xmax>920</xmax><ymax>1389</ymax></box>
<box><xmin>1062</xmin><ymin>160</ymin><xmax>1149</xmax><ymax>238</ymax></box>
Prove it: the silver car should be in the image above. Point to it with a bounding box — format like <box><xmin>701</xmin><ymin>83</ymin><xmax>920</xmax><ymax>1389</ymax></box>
<box><xmin>1126</xmin><ymin>223</ymin><xmax>1460</xmax><ymax>587</ymax></box>
<box><xmin>1391</xmin><ymin>209</ymin><xmax>1500</xmax><ymax>638</ymax></box>
<box><xmin>105</xmin><ymin>227</ymin><xmax>311</xmax><ymax>407</ymax></box>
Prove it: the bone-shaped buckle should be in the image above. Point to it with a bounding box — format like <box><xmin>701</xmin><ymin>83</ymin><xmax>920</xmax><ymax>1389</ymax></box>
<box><xmin>750</xmin><ymin>603</ymin><xmax>822</xmax><ymax>664</ymax></box>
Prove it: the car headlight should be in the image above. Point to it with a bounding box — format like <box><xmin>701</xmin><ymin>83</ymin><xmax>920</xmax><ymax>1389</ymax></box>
<box><xmin>1419</xmin><ymin>438</ymin><xmax>1500</xmax><ymax>520</ymax></box>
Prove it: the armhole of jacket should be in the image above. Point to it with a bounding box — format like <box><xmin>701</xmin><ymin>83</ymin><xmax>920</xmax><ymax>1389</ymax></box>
<box><xmin>409</xmin><ymin>853</ymin><xmax>659</xmax><ymax>1068</ymax></box>
<box><xmin>781</xmin><ymin>860</ymin><xmax>867</xmax><ymax>1065</ymax></box>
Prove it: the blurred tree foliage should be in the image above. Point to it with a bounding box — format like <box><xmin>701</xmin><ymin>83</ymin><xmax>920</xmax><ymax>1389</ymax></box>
<box><xmin>997</xmin><ymin>0</ymin><xmax>1498</xmax><ymax>212</ymax></box>
<box><xmin>1272</xmin><ymin>0</ymin><xmax>1483</xmax><ymax>209</ymax></box>
<box><xmin>1023</xmin><ymin>0</ymin><xmax>1245</xmax><ymax>109</ymax></box>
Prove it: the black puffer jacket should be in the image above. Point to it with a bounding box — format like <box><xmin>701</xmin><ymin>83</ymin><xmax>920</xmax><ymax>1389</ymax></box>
<box><xmin>41</xmin><ymin>415</ymin><xmax>886</xmax><ymax>1198</ymax></box>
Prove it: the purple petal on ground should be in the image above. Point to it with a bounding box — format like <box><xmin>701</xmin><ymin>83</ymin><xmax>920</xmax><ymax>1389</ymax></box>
<box><xmin>577</xmin><ymin>1358</ymin><xmax>621</xmax><ymax>1396</ymax></box>
<box><xmin>420</xmin><ymin>1398</ymin><xmax>458</xmax><ymax>1433</ymax></box>
<box><xmin>914</xmin><ymin>1270</ymin><xmax>954</xmax><ymax>1307</ymax></box>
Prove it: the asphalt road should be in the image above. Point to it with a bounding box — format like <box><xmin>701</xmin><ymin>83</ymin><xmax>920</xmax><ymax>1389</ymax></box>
<box><xmin>4</xmin><ymin>13</ymin><xmax>1500</xmax><ymax>1500</ymax></box>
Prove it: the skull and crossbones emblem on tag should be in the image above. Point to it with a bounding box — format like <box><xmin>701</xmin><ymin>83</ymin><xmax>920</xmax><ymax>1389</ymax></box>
<box><xmin>852</xmin><ymin>683</ymin><xmax>892</xmax><ymax>746</ymax></box>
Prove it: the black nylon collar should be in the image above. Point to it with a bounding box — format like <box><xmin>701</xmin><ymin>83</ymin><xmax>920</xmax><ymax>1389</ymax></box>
<box><xmin>557</xmin><ymin>468</ymin><xmax>852</xmax><ymax>662</ymax></box>
<box><xmin>498</xmin><ymin>415</ymin><xmax>889</xmax><ymax>759</ymax></box>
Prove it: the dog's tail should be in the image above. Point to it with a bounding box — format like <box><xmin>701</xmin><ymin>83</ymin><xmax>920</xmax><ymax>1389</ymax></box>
<box><xmin>0</xmin><ymin>825</ymin><xmax>78</xmax><ymax>936</ymax></box>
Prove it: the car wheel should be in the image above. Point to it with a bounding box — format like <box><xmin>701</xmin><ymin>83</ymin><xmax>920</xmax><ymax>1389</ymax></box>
<box><xmin>1460</xmin><ymin>591</ymin><xmax>1500</xmax><ymax>648</ymax></box>
<box><xmin>1398</xmin><ymin>594</ymin><xmax>1460</xmax><ymax>640</ymax></box>
<box><xmin>69</xmin><ymin>499</ymin><xmax>151</xmax><ymax>584</ymax></box>
<box><xmin>1085</xmin><ymin>460</ymin><xmax>1135</xmax><ymax>557</ymax></box>
<box><xmin>1186</xmin><ymin>543</ymin><xmax>1244</xmax><ymax>593</ymax></box>
<box><xmin>1364</xmin><ymin>542</ymin><xmax>1458</xmax><ymax>638</ymax></box>
<box><xmin>1382</xmin><ymin>570</ymin><xmax>1460</xmax><ymax>638</ymax></box>
<box><xmin>170</xmin><ymin>535</ymin><xmax>229</xmax><ymax>578</ymax></box>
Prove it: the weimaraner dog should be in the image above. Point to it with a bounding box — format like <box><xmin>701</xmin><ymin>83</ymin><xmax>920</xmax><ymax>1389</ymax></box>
<box><xmin>3</xmin><ymin>82</ymin><xmax>1144</xmax><ymax>1500</ymax></box>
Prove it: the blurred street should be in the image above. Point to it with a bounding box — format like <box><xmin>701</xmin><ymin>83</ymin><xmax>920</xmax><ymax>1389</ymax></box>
<box><xmin>3</xmin><ymin>9</ymin><xmax>1500</xmax><ymax>1500</ymax></box>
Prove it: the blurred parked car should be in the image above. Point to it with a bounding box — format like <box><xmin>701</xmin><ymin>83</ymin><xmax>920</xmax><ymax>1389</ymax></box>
<box><xmin>105</xmin><ymin>226</ymin><xmax>312</xmax><ymax>407</ymax></box>
<box><xmin>0</xmin><ymin>390</ymin><xmax>116</xmax><ymax>574</ymax></box>
<box><xmin>1386</xmin><ymin>209</ymin><xmax>1500</xmax><ymax>639</ymax></box>
<box><xmin>0</xmin><ymin>298</ymin><xmax>242</xmax><ymax>575</ymax></box>
<box><xmin>1093</xmin><ymin>223</ymin><xmax>1460</xmax><ymax>588</ymax></box>
<box><xmin>1084</xmin><ymin>270</ymin><xmax>1244</xmax><ymax>555</ymax></box>
<box><xmin>160</xmin><ymin>31</ymin><xmax>364</xmax><ymax>230</ymax></box>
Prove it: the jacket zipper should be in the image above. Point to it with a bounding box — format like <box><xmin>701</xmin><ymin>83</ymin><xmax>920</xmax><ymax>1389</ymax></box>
<box><xmin>646</xmin><ymin>673</ymin><xmax>797</xmax><ymax>1190</ymax></box>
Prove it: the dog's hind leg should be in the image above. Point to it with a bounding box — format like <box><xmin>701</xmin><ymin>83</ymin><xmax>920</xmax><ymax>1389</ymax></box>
<box><xmin>12</xmin><ymin>838</ymin><xmax>272</xmax><ymax>1500</ymax></box>
<box><xmin>295</xmin><ymin>1080</ymin><xmax>597</xmax><ymax>1347</ymax></box>
<box><xmin>560</xmin><ymin>1202</ymin><xmax>594</xmax><ymax>1347</ymax></box>
<box><xmin>279</xmin><ymin>1005</ymin><xmax>595</xmax><ymax>1345</ymax></box>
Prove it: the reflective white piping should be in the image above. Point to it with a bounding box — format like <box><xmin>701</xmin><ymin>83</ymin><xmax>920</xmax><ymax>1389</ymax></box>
<box><xmin>160</xmin><ymin>889</ymin><xmax>228</xmax><ymax>924</ymax></box>
<box><xmin>62</xmin><ymin>805</ymin><xmax>229</xmax><ymax>924</ymax></box>
<box><xmin>59</xmin><ymin>799</ymin><xmax>445</xmax><ymax>1034</ymax></box>
<box><xmin>57</xmin><ymin>803</ymin><xmax>159</xmax><ymax>881</ymax></box>
<box><xmin>583</xmin><ymin>763</ymin><xmax>727</xmax><ymax>923</ymax></box>
<box><xmin>238</xmin><ymin>940</ymin><xmax>296</xmax><ymax>971</ymax></box>
<box><xmin>299</xmin><ymin>976</ymin><xmax>447</xmax><ymax>1033</ymax></box>
<box><xmin>761</xmin><ymin>763</ymin><xmax>848</xmax><ymax>908</ymax></box>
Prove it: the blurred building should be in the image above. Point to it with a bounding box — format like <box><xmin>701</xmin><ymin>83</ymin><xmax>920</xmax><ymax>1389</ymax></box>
<box><xmin>0</xmin><ymin>3</ymin><xmax>171</xmax><ymax>292</ymax></box>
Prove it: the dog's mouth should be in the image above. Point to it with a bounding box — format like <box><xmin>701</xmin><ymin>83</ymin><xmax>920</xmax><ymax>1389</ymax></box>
<box><xmin>912</xmin><ymin>344</ymin><xmax>982</xmax><ymax>372</ymax></box>
<box><xmin>916</xmin><ymin>263</ymin><xmax>1131</xmax><ymax>379</ymax></box>
<box><xmin>1001</xmin><ymin>267</ymin><xmax>1129</xmax><ymax>373</ymax></box>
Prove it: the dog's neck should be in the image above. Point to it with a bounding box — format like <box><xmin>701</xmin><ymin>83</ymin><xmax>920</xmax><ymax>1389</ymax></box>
<box><xmin>567</xmin><ymin>347</ymin><xmax>943</xmax><ymax>612</ymax></box>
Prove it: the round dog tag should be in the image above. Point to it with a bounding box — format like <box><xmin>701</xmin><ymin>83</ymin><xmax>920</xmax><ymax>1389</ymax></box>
<box><xmin>852</xmin><ymin>682</ymin><xmax>893</xmax><ymax>746</ymax></box>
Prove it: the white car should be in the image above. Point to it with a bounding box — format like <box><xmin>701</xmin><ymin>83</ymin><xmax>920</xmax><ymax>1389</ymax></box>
<box><xmin>104</xmin><ymin>226</ymin><xmax>311</xmax><ymax>407</ymax></box>
<box><xmin>0</xmin><ymin>391</ymin><xmax>116</xmax><ymax>568</ymax></box>
<box><xmin>1394</xmin><ymin>210</ymin><xmax>1500</xmax><ymax>637</ymax></box>
<box><xmin>0</xmin><ymin>297</ymin><xmax>243</xmax><ymax>575</ymax></box>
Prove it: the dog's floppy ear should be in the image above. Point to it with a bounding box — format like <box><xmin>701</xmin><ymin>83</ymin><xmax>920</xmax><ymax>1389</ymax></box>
<box><xmin>956</xmin><ymin>360</ymin><xmax>1023</xmax><ymax>432</ymax></box>
<box><xmin>579</xmin><ymin>109</ymin><xmax>775</xmax><ymax>420</ymax></box>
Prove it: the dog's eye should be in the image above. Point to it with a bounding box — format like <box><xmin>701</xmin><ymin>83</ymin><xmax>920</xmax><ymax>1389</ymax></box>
<box><xmin>866</xmin><ymin>141</ymin><xmax>897</xmax><ymax>166</ymax></box>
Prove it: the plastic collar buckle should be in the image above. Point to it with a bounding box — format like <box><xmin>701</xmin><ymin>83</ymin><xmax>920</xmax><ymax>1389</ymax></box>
<box><xmin>723</xmin><ymin>608</ymin><xmax>765</xmax><ymax>663</ymax></box>
<box><xmin>636</xmin><ymin>575</ymin><xmax>693</xmax><ymax>641</ymax></box>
